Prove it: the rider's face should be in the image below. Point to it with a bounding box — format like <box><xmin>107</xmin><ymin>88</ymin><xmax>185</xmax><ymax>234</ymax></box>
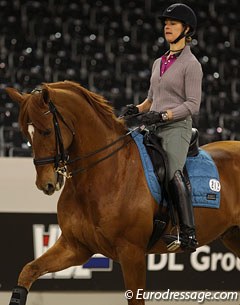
<box><xmin>164</xmin><ymin>19</ymin><xmax>186</xmax><ymax>43</ymax></box>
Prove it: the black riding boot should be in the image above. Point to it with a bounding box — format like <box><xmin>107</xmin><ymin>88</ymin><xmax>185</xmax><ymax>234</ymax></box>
<box><xmin>165</xmin><ymin>170</ymin><xmax>198</xmax><ymax>252</ymax></box>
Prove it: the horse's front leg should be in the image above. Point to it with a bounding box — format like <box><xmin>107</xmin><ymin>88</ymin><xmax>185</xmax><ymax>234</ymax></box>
<box><xmin>9</xmin><ymin>234</ymin><xmax>92</xmax><ymax>305</ymax></box>
<box><xmin>119</xmin><ymin>245</ymin><xmax>146</xmax><ymax>305</ymax></box>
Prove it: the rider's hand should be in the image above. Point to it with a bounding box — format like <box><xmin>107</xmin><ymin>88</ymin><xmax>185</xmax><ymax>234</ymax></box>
<box><xmin>122</xmin><ymin>104</ymin><xmax>139</xmax><ymax>116</ymax></box>
<box><xmin>140</xmin><ymin>111</ymin><xmax>169</xmax><ymax>125</ymax></box>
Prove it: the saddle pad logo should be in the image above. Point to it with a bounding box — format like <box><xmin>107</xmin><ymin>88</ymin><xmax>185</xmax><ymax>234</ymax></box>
<box><xmin>209</xmin><ymin>179</ymin><xmax>221</xmax><ymax>192</ymax></box>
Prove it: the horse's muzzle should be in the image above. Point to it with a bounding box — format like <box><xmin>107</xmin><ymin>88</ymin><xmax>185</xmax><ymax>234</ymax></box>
<box><xmin>38</xmin><ymin>172</ymin><xmax>64</xmax><ymax>195</ymax></box>
<box><xmin>43</xmin><ymin>182</ymin><xmax>56</xmax><ymax>195</ymax></box>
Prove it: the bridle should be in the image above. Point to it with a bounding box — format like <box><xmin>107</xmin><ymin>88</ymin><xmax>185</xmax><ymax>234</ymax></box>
<box><xmin>33</xmin><ymin>100</ymin><xmax>75</xmax><ymax>177</ymax></box>
<box><xmin>33</xmin><ymin>98</ymin><xmax>140</xmax><ymax>179</ymax></box>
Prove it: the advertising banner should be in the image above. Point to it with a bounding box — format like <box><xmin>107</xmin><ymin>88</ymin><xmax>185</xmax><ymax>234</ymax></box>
<box><xmin>0</xmin><ymin>213</ymin><xmax>239</xmax><ymax>291</ymax></box>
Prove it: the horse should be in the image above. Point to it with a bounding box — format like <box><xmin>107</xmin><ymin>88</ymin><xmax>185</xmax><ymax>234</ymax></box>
<box><xmin>6</xmin><ymin>81</ymin><xmax>240</xmax><ymax>305</ymax></box>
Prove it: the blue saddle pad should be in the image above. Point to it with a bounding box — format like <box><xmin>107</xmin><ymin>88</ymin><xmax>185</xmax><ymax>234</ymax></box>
<box><xmin>131</xmin><ymin>132</ymin><xmax>221</xmax><ymax>209</ymax></box>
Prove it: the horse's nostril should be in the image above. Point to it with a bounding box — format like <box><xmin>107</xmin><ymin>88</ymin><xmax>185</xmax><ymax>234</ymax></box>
<box><xmin>47</xmin><ymin>183</ymin><xmax>54</xmax><ymax>191</ymax></box>
<box><xmin>47</xmin><ymin>183</ymin><xmax>54</xmax><ymax>190</ymax></box>
<box><xmin>44</xmin><ymin>183</ymin><xmax>55</xmax><ymax>195</ymax></box>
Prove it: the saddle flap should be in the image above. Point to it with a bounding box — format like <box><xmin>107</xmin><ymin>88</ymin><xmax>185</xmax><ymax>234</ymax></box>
<box><xmin>143</xmin><ymin>131</ymin><xmax>168</xmax><ymax>184</ymax></box>
<box><xmin>187</xmin><ymin>128</ymin><xmax>199</xmax><ymax>157</ymax></box>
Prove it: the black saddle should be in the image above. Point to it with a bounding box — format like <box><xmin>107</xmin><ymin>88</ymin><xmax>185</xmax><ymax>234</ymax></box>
<box><xmin>188</xmin><ymin>128</ymin><xmax>199</xmax><ymax>157</ymax></box>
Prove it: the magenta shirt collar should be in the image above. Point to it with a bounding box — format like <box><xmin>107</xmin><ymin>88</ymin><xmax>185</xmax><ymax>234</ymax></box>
<box><xmin>160</xmin><ymin>53</ymin><xmax>178</xmax><ymax>76</ymax></box>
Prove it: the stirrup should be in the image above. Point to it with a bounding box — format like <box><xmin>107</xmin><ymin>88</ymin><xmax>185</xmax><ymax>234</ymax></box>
<box><xmin>163</xmin><ymin>227</ymin><xmax>182</xmax><ymax>251</ymax></box>
<box><xmin>166</xmin><ymin>236</ymin><xmax>181</xmax><ymax>251</ymax></box>
<box><xmin>163</xmin><ymin>229</ymin><xmax>198</xmax><ymax>252</ymax></box>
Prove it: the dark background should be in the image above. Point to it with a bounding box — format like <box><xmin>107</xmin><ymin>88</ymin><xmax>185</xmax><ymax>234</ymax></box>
<box><xmin>0</xmin><ymin>0</ymin><xmax>240</xmax><ymax>157</ymax></box>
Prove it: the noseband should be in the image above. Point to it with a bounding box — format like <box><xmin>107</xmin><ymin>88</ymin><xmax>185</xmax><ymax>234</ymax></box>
<box><xmin>33</xmin><ymin>100</ymin><xmax>74</xmax><ymax>177</ymax></box>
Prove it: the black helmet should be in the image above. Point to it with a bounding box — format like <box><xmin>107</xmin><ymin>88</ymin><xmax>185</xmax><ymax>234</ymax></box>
<box><xmin>159</xmin><ymin>3</ymin><xmax>197</xmax><ymax>37</ymax></box>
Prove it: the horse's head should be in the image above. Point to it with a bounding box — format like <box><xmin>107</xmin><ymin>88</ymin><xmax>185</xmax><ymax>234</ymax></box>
<box><xmin>6</xmin><ymin>85</ymin><xmax>75</xmax><ymax>195</ymax></box>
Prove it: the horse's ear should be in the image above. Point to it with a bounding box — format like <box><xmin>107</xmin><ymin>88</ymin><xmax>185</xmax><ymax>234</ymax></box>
<box><xmin>41</xmin><ymin>88</ymin><xmax>50</xmax><ymax>104</ymax></box>
<box><xmin>5</xmin><ymin>87</ymin><xmax>24</xmax><ymax>104</ymax></box>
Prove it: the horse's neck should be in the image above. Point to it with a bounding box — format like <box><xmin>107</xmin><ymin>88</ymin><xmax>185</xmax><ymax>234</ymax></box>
<box><xmin>68</xmin><ymin>102</ymin><xmax>122</xmax><ymax>159</ymax></box>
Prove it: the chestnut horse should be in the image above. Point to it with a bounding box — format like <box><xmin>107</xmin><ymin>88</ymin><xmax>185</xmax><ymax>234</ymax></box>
<box><xmin>6</xmin><ymin>81</ymin><xmax>240</xmax><ymax>305</ymax></box>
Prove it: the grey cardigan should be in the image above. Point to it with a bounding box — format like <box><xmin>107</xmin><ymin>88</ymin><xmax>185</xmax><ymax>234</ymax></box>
<box><xmin>147</xmin><ymin>45</ymin><xmax>203</xmax><ymax>120</ymax></box>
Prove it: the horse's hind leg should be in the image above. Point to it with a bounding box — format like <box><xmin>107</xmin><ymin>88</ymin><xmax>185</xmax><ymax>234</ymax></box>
<box><xmin>9</xmin><ymin>234</ymin><xmax>92</xmax><ymax>305</ymax></box>
<box><xmin>220</xmin><ymin>226</ymin><xmax>240</xmax><ymax>257</ymax></box>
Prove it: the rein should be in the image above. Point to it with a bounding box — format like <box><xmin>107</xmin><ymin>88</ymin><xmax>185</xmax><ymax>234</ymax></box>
<box><xmin>68</xmin><ymin>131</ymin><xmax>135</xmax><ymax>177</ymax></box>
<box><xmin>33</xmin><ymin>99</ymin><xmax>141</xmax><ymax>178</ymax></box>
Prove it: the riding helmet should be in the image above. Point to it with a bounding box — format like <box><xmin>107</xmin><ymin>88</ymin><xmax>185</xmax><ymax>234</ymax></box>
<box><xmin>158</xmin><ymin>3</ymin><xmax>197</xmax><ymax>37</ymax></box>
